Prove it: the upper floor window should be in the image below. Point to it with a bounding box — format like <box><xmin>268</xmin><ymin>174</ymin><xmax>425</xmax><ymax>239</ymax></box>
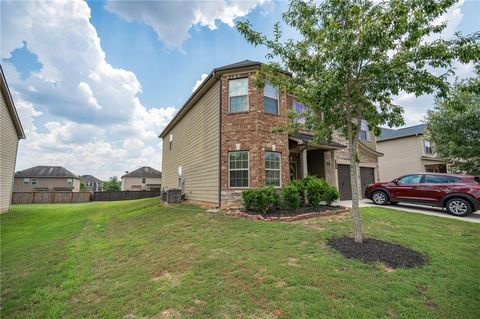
<box><xmin>66</xmin><ymin>178</ymin><xmax>73</xmax><ymax>186</ymax></box>
<box><xmin>229</xmin><ymin>78</ymin><xmax>248</xmax><ymax>113</ymax></box>
<box><xmin>142</xmin><ymin>178</ymin><xmax>146</xmax><ymax>183</ymax></box>
<box><xmin>359</xmin><ymin>120</ymin><xmax>370</xmax><ymax>141</ymax></box>
<box><xmin>264</xmin><ymin>84</ymin><xmax>279</xmax><ymax>115</ymax></box>
<box><xmin>229</xmin><ymin>151</ymin><xmax>249</xmax><ymax>188</ymax></box>
<box><xmin>23</xmin><ymin>178</ymin><xmax>30</xmax><ymax>185</ymax></box>
<box><xmin>265</xmin><ymin>152</ymin><xmax>281</xmax><ymax>187</ymax></box>
<box><xmin>169</xmin><ymin>133</ymin><xmax>173</xmax><ymax>150</ymax></box>
<box><xmin>424</xmin><ymin>139</ymin><xmax>432</xmax><ymax>155</ymax></box>
<box><xmin>31</xmin><ymin>178</ymin><xmax>37</xmax><ymax>185</ymax></box>
<box><xmin>293</xmin><ymin>100</ymin><xmax>308</xmax><ymax>125</ymax></box>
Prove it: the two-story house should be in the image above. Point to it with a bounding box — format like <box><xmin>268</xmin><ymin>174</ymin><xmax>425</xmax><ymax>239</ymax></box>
<box><xmin>377</xmin><ymin>124</ymin><xmax>450</xmax><ymax>181</ymax></box>
<box><xmin>80</xmin><ymin>175</ymin><xmax>103</xmax><ymax>192</ymax></box>
<box><xmin>1</xmin><ymin>66</ymin><xmax>25</xmax><ymax>212</ymax></box>
<box><xmin>13</xmin><ymin>166</ymin><xmax>81</xmax><ymax>192</ymax></box>
<box><xmin>160</xmin><ymin>60</ymin><xmax>383</xmax><ymax>206</ymax></box>
<box><xmin>121</xmin><ymin>166</ymin><xmax>162</xmax><ymax>191</ymax></box>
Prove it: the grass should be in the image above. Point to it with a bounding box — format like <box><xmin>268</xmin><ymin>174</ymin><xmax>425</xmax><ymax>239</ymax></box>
<box><xmin>1</xmin><ymin>198</ymin><xmax>479</xmax><ymax>318</ymax></box>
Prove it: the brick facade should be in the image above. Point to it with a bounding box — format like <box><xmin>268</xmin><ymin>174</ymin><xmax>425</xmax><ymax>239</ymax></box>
<box><xmin>220</xmin><ymin>72</ymin><xmax>291</xmax><ymax>206</ymax></box>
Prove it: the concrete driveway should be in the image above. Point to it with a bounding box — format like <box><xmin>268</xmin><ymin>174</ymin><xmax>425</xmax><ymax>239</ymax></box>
<box><xmin>338</xmin><ymin>199</ymin><xmax>480</xmax><ymax>223</ymax></box>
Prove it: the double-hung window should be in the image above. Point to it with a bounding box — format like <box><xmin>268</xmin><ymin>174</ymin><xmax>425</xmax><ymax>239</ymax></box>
<box><xmin>31</xmin><ymin>178</ymin><xmax>37</xmax><ymax>185</ymax></box>
<box><xmin>293</xmin><ymin>100</ymin><xmax>307</xmax><ymax>125</ymax></box>
<box><xmin>359</xmin><ymin>120</ymin><xmax>370</xmax><ymax>141</ymax></box>
<box><xmin>229</xmin><ymin>151</ymin><xmax>249</xmax><ymax>187</ymax></box>
<box><xmin>265</xmin><ymin>152</ymin><xmax>281</xmax><ymax>187</ymax></box>
<box><xmin>23</xmin><ymin>178</ymin><xmax>30</xmax><ymax>185</ymax></box>
<box><xmin>66</xmin><ymin>178</ymin><xmax>73</xmax><ymax>186</ymax></box>
<box><xmin>264</xmin><ymin>84</ymin><xmax>279</xmax><ymax>115</ymax></box>
<box><xmin>142</xmin><ymin>178</ymin><xmax>146</xmax><ymax>184</ymax></box>
<box><xmin>229</xmin><ymin>78</ymin><xmax>248</xmax><ymax>113</ymax></box>
<box><xmin>424</xmin><ymin>139</ymin><xmax>432</xmax><ymax>155</ymax></box>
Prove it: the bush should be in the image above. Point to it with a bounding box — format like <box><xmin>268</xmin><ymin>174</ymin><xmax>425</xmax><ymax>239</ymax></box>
<box><xmin>288</xmin><ymin>179</ymin><xmax>306</xmax><ymax>206</ymax></box>
<box><xmin>281</xmin><ymin>183</ymin><xmax>302</xmax><ymax>209</ymax></box>
<box><xmin>242</xmin><ymin>186</ymin><xmax>280</xmax><ymax>214</ymax></box>
<box><xmin>303</xmin><ymin>176</ymin><xmax>339</xmax><ymax>207</ymax></box>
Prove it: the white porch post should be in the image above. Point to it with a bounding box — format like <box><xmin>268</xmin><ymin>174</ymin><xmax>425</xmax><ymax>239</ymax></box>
<box><xmin>302</xmin><ymin>147</ymin><xmax>308</xmax><ymax>178</ymax></box>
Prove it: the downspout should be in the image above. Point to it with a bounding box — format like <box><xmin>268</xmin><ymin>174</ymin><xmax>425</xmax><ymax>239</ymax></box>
<box><xmin>215</xmin><ymin>71</ymin><xmax>222</xmax><ymax>208</ymax></box>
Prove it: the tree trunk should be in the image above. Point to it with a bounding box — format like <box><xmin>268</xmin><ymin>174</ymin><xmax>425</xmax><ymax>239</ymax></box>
<box><xmin>348</xmin><ymin>124</ymin><xmax>363</xmax><ymax>243</ymax></box>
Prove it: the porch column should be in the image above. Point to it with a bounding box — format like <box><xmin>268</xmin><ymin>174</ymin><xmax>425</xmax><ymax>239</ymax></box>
<box><xmin>302</xmin><ymin>147</ymin><xmax>308</xmax><ymax>178</ymax></box>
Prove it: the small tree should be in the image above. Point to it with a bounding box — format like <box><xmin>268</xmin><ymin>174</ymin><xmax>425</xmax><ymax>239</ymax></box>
<box><xmin>237</xmin><ymin>0</ymin><xmax>479</xmax><ymax>242</ymax></box>
<box><xmin>427</xmin><ymin>75</ymin><xmax>480</xmax><ymax>175</ymax></box>
<box><xmin>103</xmin><ymin>176</ymin><xmax>121</xmax><ymax>192</ymax></box>
<box><xmin>80</xmin><ymin>181</ymin><xmax>88</xmax><ymax>192</ymax></box>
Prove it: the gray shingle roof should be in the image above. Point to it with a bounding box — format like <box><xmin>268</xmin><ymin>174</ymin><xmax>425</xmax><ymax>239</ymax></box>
<box><xmin>122</xmin><ymin>166</ymin><xmax>162</xmax><ymax>178</ymax></box>
<box><xmin>15</xmin><ymin>166</ymin><xmax>79</xmax><ymax>178</ymax></box>
<box><xmin>378</xmin><ymin>124</ymin><xmax>427</xmax><ymax>141</ymax></box>
<box><xmin>214</xmin><ymin>60</ymin><xmax>262</xmax><ymax>72</ymax></box>
<box><xmin>81</xmin><ymin>175</ymin><xmax>103</xmax><ymax>183</ymax></box>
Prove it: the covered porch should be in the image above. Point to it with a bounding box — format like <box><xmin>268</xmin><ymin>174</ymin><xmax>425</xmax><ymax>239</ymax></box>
<box><xmin>288</xmin><ymin>134</ymin><xmax>345</xmax><ymax>186</ymax></box>
<box><xmin>422</xmin><ymin>157</ymin><xmax>448</xmax><ymax>173</ymax></box>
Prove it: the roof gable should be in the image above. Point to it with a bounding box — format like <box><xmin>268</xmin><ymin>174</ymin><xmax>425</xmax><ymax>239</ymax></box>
<box><xmin>15</xmin><ymin>166</ymin><xmax>79</xmax><ymax>178</ymax></box>
<box><xmin>122</xmin><ymin>166</ymin><xmax>162</xmax><ymax>178</ymax></box>
<box><xmin>1</xmin><ymin>65</ymin><xmax>25</xmax><ymax>139</ymax></box>
<box><xmin>378</xmin><ymin>124</ymin><xmax>427</xmax><ymax>141</ymax></box>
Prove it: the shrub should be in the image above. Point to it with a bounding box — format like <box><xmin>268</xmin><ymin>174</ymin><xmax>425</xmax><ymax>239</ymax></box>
<box><xmin>242</xmin><ymin>186</ymin><xmax>280</xmax><ymax>214</ymax></box>
<box><xmin>281</xmin><ymin>183</ymin><xmax>302</xmax><ymax>209</ymax></box>
<box><xmin>302</xmin><ymin>176</ymin><xmax>339</xmax><ymax>207</ymax></box>
<box><xmin>288</xmin><ymin>179</ymin><xmax>306</xmax><ymax>206</ymax></box>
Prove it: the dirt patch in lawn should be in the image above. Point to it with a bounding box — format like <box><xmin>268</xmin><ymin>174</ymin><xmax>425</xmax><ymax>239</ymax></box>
<box><xmin>327</xmin><ymin>237</ymin><xmax>428</xmax><ymax>269</ymax></box>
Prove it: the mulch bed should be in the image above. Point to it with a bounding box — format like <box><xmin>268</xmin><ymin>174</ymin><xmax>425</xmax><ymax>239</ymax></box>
<box><xmin>225</xmin><ymin>206</ymin><xmax>349</xmax><ymax>222</ymax></box>
<box><xmin>327</xmin><ymin>236</ymin><xmax>428</xmax><ymax>269</ymax></box>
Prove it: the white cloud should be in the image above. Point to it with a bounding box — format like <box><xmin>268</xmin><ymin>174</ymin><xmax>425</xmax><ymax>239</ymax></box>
<box><xmin>105</xmin><ymin>0</ymin><xmax>269</xmax><ymax>48</ymax></box>
<box><xmin>192</xmin><ymin>73</ymin><xmax>209</xmax><ymax>92</ymax></box>
<box><xmin>1</xmin><ymin>0</ymin><xmax>175</xmax><ymax>179</ymax></box>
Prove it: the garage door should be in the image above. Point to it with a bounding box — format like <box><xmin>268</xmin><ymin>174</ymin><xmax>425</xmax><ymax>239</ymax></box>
<box><xmin>337</xmin><ymin>165</ymin><xmax>375</xmax><ymax>200</ymax></box>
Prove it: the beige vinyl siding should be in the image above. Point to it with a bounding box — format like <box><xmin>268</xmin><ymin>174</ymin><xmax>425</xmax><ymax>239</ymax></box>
<box><xmin>162</xmin><ymin>81</ymin><xmax>220</xmax><ymax>204</ymax></box>
<box><xmin>1</xmin><ymin>91</ymin><xmax>20</xmax><ymax>212</ymax></box>
<box><xmin>121</xmin><ymin>177</ymin><xmax>162</xmax><ymax>191</ymax></box>
<box><xmin>13</xmin><ymin>177</ymin><xmax>81</xmax><ymax>192</ymax></box>
<box><xmin>377</xmin><ymin>135</ymin><xmax>423</xmax><ymax>181</ymax></box>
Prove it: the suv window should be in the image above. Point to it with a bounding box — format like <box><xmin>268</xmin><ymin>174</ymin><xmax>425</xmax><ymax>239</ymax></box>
<box><xmin>424</xmin><ymin>175</ymin><xmax>459</xmax><ymax>183</ymax></box>
<box><xmin>397</xmin><ymin>175</ymin><xmax>422</xmax><ymax>184</ymax></box>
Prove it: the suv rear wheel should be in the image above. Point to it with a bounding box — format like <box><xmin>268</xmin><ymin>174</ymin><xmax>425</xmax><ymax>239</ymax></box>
<box><xmin>372</xmin><ymin>191</ymin><xmax>389</xmax><ymax>205</ymax></box>
<box><xmin>445</xmin><ymin>198</ymin><xmax>473</xmax><ymax>217</ymax></box>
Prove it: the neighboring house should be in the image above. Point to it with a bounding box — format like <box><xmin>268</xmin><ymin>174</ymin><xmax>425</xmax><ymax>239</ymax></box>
<box><xmin>81</xmin><ymin>175</ymin><xmax>103</xmax><ymax>192</ymax></box>
<box><xmin>160</xmin><ymin>60</ymin><xmax>383</xmax><ymax>206</ymax></box>
<box><xmin>121</xmin><ymin>166</ymin><xmax>162</xmax><ymax>191</ymax></box>
<box><xmin>377</xmin><ymin>124</ymin><xmax>449</xmax><ymax>181</ymax></box>
<box><xmin>13</xmin><ymin>166</ymin><xmax>81</xmax><ymax>192</ymax></box>
<box><xmin>1</xmin><ymin>66</ymin><xmax>26</xmax><ymax>213</ymax></box>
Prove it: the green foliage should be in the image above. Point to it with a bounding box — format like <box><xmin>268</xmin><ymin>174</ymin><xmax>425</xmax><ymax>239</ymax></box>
<box><xmin>281</xmin><ymin>183</ymin><xmax>302</xmax><ymax>209</ymax></box>
<box><xmin>427</xmin><ymin>76</ymin><xmax>480</xmax><ymax>175</ymax></box>
<box><xmin>302</xmin><ymin>176</ymin><xmax>339</xmax><ymax>207</ymax></box>
<box><xmin>242</xmin><ymin>186</ymin><xmax>280</xmax><ymax>214</ymax></box>
<box><xmin>288</xmin><ymin>179</ymin><xmax>306</xmax><ymax>206</ymax></box>
<box><xmin>103</xmin><ymin>176</ymin><xmax>121</xmax><ymax>192</ymax></box>
<box><xmin>79</xmin><ymin>181</ymin><xmax>88</xmax><ymax>192</ymax></box>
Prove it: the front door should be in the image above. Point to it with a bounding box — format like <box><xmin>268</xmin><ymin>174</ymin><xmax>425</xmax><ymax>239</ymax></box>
<box><xmin>289</xmin><ymin>162</ymin><xmax>298</xmax><ymax>180</ymax></box>
<box><xmin>360</xmin><ymin>167</ymin><xmax>375</xmax><ymax>195</ymax></box>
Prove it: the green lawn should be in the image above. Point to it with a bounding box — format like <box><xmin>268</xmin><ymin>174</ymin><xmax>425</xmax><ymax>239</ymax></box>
<box><xmin>1</xmin><ymin>199</ymin><xmax>479</xmax><ymax>318</ymax></box>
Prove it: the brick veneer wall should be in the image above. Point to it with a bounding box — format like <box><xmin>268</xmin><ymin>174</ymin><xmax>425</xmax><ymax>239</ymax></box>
<box><xmin>220</xmin><ymin>72</ymin><xmax>291</xmax><ymax>206</ymax></box>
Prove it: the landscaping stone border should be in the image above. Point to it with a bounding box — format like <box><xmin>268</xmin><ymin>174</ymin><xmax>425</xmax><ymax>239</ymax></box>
<box><xmin>224</xmin><ymin>207</ymin><xmax>350</xmax><ymax>222</ymax></box>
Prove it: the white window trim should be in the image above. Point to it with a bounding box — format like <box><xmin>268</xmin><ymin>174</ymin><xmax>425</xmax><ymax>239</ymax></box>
<box><xmin>31</xmin><ymin>178</ymin><xmax>37</xmax><ymax>185</ymax></box>
<box><xmin>66</xmin><ymin>178</ymin><xmax>73</xmax><ymax>186</ymax></box>
<box><xmin>264</xmin><ymin>84</ymin><xmax>279</xmax><ymax>115</ymax></box>
<box><xmin>228</xmin><ymin>78</ymin><xmax>249</xmax><ymax>113</ymax></box>
<box><xmin>265</xmin><ymin>151</ymin><xmax>282</xmax><ymax>188</ymax></box>
<box><xmin>292</xmin><ymin>100</ymin><xmax>307</xmax><ymax>125</ymax></box>
<box><xmin>23</xmin><ymin>178</ymin><xmax>30</xmax><ymax>185</ymax></box>
<box><xmin>228</xmin><ymin>151</ymin><xmax>250</xmax><ymax>189</ymax></box>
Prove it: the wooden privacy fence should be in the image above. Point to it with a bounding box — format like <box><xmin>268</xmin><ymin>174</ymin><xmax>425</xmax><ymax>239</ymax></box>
<box><xmin>93</xmin><ymin>190</ymin><xmax>161</xmax><ymax>202</ymax></box>
<box><xmin>12</xmin><ymin>192</ymin><xmax>91</xmax><ymax>204</ymax></box>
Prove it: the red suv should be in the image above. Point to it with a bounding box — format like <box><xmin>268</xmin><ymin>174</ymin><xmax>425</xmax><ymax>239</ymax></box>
<box><xmin>365</xmin><ymin>173</ymin><xmax>480</xmax><ymax>217</ymax></box>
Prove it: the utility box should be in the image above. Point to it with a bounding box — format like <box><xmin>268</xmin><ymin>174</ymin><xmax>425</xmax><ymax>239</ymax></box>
<box><xmin>166</xmin><ymin>188</ymin><xmax>182</xmax><ymax>203</ymax></box>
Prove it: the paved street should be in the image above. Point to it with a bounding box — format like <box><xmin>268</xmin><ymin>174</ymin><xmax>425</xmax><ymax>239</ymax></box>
<box><xmin>338</xmin><ymin>199</ymin><xmax>480</xmax><ymax>223</ymax></box>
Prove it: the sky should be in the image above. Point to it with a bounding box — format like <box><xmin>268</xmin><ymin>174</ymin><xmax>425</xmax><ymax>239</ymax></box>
<box><xmin>1</xmin><ymin>0</ymin><xmax>478</xmax><ymax>180</ymax></box>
